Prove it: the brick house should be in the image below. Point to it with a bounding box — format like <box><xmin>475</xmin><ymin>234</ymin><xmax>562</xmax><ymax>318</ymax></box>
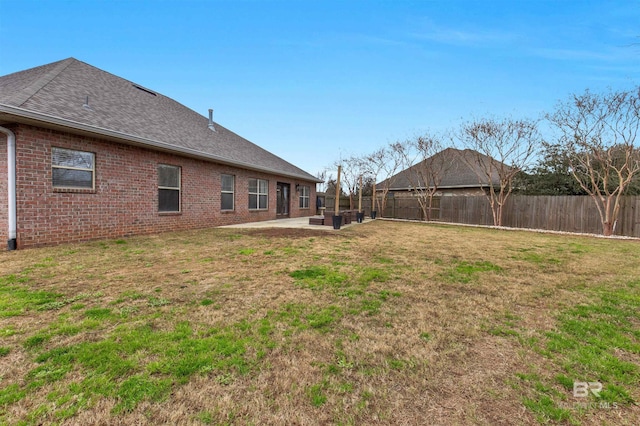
<box><xmin>378</xmin><ymin>148</ymin><xmax>504</xmax><ymax>197</ymax></box>
<box><xmin>0</xmin><ymin>58</ymin><xmax>320</xmax><ymax>249</ymax></box>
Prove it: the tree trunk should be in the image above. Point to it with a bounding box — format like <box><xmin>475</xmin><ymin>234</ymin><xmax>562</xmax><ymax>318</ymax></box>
<box><xmin>488</xmin><ymin>196</ymin><xmax>499</xmax><ymax>227</ymax></box>
<box><xmin>602</xmin><ymin>195</ymin><xmax>615</xmax><ymax>236</ymax></box>
<box><xmin>379</xmin><ymin>194</ymin><xmax>386</xmax><ymax>217</ymax></box>
<box><xmin>496</xmin><ymin>197</ymin><xmax>505</xmax><ymax>227</ymax></box>
<box><xmin>603</xmin><ymin>222</ymin><xmax>614</xmax><ymax>236</ymax></box>
<box><xmin>417</xmin><ymin>198</ymin><xmax>429</xmax><ymax>221</ymax></box>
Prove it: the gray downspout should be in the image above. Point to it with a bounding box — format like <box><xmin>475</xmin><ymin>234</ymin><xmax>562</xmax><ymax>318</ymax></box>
<box><xmin>0</xmin><ymin>126</ymin><xmax>17</xmax><ymax>250</ymax></box>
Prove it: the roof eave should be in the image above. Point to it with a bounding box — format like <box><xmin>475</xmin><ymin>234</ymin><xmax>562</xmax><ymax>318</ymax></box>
<box><xmin>0</xmin><ymin>104</ymin><xmax>321</xmax><ymax>183</ymax></box>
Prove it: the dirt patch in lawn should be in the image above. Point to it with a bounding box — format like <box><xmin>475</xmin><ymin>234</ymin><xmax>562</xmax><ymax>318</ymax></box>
<box><xmin>242</xmin><ymin>227</ymin><xmax>348</xmax><ymax>239</ymax></box>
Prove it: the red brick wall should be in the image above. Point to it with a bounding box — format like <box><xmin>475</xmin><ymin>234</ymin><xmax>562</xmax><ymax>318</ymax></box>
<box><xmin>4</xmin><ymin>124</ymin><xmax>317</xmax><ymax>248</ymax></box>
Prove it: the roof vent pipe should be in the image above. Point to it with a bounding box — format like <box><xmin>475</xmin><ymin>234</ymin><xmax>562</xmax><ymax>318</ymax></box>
<box><xmin>208</xmin><ymin>109</ymin><xmax>216</xmax><ymax>132</ymax></box>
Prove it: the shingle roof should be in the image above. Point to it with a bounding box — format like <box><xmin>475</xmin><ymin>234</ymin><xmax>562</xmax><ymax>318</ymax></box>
<box><xmin>0</xmin><ymin>58</ymin><xmax>319</xmax><ymax>182</ymax></box>
<box><xmin>378</xmin><ymin>148</ymin><xmax>503</xmax><ymax>190</ymax></box>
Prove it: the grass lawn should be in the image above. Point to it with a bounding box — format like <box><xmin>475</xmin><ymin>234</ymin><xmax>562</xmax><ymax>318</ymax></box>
<box><xmin>0</xmin><ymin>220</ymin><xmax>638</xmax><ymax>425</ymax></box>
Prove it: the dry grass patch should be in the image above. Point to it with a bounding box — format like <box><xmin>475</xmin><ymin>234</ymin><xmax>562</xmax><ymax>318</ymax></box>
<box><xmin>0</xmin><ymin>221</ymin><xmax>638</xmax><ymax>425</ymax></box>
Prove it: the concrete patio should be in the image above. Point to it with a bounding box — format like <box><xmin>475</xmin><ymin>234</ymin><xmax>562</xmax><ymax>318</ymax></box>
<box><xmin>220</xmin><ymin>216</ymin><xmax>371</xmax><ymax>230</ymax></box>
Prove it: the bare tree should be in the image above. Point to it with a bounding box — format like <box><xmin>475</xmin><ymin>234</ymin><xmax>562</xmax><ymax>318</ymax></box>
<box><xmin>365</xmin><ymin>141</ymin><xmax>406</xmax><ymax>216</ymax></box>
<box><xmin>548</xmin><ymin>87</ymin><xmax>640</xmax><ymax>236</ymax></box>
<box><xmin>334</xmin><ymin>155</ymin><xmax>367</xmax><ymax>209</ymax></box>
<box><xmin>316</xmin><ymin>169</ymin><xmax>328</xmax><ymax>193</ymax></box>
<box><xmin>398</xmin><ymin>133</ymin><xmax>453</xmax><ymax>221</ymax></box>
<box><xmin>456</xmin><ymin>117</ymin><xmax>540</xmax><ymax>226</ymax></box>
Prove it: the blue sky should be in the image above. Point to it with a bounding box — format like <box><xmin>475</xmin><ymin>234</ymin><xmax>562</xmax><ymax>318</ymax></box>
<box><xmin>1</xmin><ymin>0</ymin><xmax>638</xmax><ymax>177</ymax></box>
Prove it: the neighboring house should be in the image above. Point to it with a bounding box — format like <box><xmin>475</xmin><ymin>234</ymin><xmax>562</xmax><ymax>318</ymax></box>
<box><xmin>378</xmin><ymin>148</ymin><xmax>502</xmax><ymax>197</ymax></box>
<box><xmin>0</xmin><ymin>58</ymin><xmax>320</xmax><ymax>249</ymax></box>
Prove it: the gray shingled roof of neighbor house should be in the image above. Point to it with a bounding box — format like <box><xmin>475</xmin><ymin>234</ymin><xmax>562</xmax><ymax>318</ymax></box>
<box><xmin>0</xmin><ymin>58</ymin><xmax>320</xmax><ymax>182</ymax></box>
<box><xmin>378</xmin><ymin>147</ymin><xmax>505</xmax><ymax>190</ymax></box>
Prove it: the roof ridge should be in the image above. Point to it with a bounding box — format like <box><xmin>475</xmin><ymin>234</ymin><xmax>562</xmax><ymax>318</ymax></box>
<box><xmin>0</xmin><ymin>58</ymin><xmax>319</xmax><ymax>182</ymax></box>
<box><xmin>4</xmin><ymin>58</ymin><xmax>76</xmax><ymax>107</ymax></box>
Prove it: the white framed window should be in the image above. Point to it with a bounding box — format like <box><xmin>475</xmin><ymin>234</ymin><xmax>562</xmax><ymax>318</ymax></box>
<box><xmin>158</xmin><ymin>164</ymin><xmax>181</xmax><ymax>212</ymax></box>
<box><xmin>299</xmin><ymin>185</ymin><xmax>310</xmax><ymax>208</ymax></box>
<box><xmin>248</xmin><ymin>178</ymin><xmax>268</xmax><ymax>210</ymax></box>
<box><xmin>52</xmin><ymin>147</ymin><xmax>95</xmax><ymax>189</ymax></box>
<box><xmin>221</xmin><ymin>174</ymin><xmax>235</xmax><ymax>211</ymax></box>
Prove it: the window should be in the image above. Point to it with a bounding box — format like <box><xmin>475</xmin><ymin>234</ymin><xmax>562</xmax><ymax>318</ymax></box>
<box><xmin>158</xmin><ymin>164</ymin><xmax>181</xmax><ymax>212</ymax></box>
<box><xmin>299</xmin><ymin>185</ymin><xmax>310</xmax><ymax>208</ymax></box>
<box><xmin>221</xmin><ymin>174</ymin><xmax>235</xmax><ymax>210</ymax></box>
<box><xmin>248</xmin><ymin>178</ymin><xmax>268</xmax><ymax>210</ymax></box>
<box><xmin>52</xmin><ymin>147</ymin><xmax>95</xmax><ymax>189</ymax></box>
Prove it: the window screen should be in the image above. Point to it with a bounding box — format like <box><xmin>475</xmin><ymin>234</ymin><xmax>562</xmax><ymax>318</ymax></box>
<box><xmin>299</xmin><ymin>185</ymin><xmax>310</xmax><ymax>208</ymax></box>
<box><xmin>248</xmin><ymin>178</ymin><xmax>268</xmax><ymax>210</ymax></box>
<box><xmin>158</xmin><ymin>164</ymin><xmax>180</xmax><ymax>212</ymax></box>
<box><xmin>221</xmin><ymin>174</ymin><xmax>235</xmax><ymax>210</ymax></box>
<box><xmin>52</xmin><ymin>147</ymin><xmax>95</xmax><ymax>189</ymax></box>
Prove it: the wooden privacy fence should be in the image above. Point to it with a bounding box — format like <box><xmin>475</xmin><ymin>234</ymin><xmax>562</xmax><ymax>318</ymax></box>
<box><xmin>323</xmin><ymin>195</ymin><xmax>433</xmax><ymax>220</ymax></box>
<box><xmin>322</xmin><ymin>196</ymin><xmax>351</xmax><ymax>212</ymax></box>
<box><xmin>378</xmin><ymin>197</ymin><xmax>439</xmax><ymax>221</ymax></box>
<box><xmin>439</xmin><ymin>195</ymin><xmax>640</xmax><ymax>237</ymax></box>
<box><xmin>351</xmin><ymin>195</ymin><xmax>640</xmax><ymax>238</ymax></box>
